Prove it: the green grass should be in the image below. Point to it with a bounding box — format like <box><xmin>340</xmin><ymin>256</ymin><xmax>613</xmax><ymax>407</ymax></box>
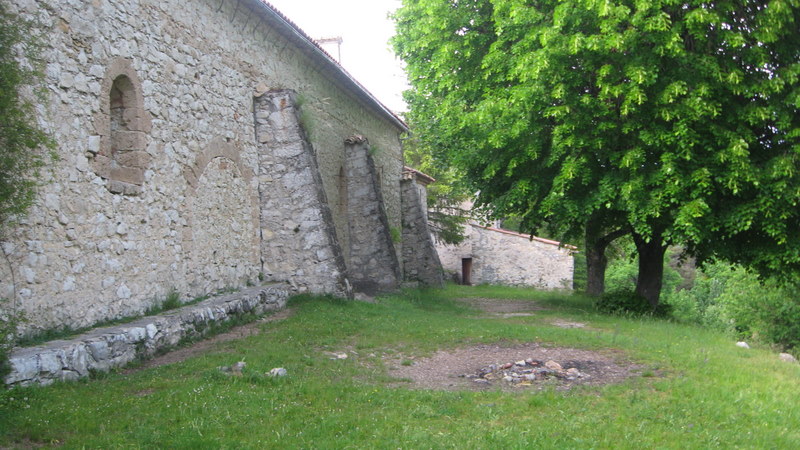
<box><xmin>1</xmin><ymin>285</ymin><xmax>799</xmax><ymax>448</ymax></box>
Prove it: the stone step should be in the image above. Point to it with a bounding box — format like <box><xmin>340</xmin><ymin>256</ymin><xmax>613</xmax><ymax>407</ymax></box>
<box><xmin>4</xmin><ymin>284</ymin><xmax>290</xmax><ymax>387</ymax></box>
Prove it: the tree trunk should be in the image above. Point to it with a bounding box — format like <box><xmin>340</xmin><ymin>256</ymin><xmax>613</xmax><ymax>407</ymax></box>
<box><xmin>585</xmin><ymin>242</ymin><xmax>608</xmax><ymax>297</ymax></box>
<box><xmin>584</xmin><ymin>216</ymin><xmax>628</xmax><ymax>297</ymax></box>
<box><xmin>633</xmin><ymin>231</ymin><xmax>668</xmax><ymax>310</ymax></box>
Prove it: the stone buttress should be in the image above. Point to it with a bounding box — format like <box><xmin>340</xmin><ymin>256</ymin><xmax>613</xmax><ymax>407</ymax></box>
<box><xmin>254</xmin><ymin>90</ymin><xmax>351</xmax><ymax>297</ymax></box>
<box><xmin>343</xmin><ymin>135</ymin><xmax>402</xmax><ymax>294</ymax></box>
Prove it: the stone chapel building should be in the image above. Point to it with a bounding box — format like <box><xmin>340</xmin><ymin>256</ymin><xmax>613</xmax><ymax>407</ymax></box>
<box><xmin>0</xmin><ymin>0</ymin><xmax>443</xmax><ymax>334</ymax></box>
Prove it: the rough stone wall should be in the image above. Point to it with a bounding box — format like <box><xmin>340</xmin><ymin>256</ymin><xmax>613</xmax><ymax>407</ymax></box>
<box><xmin>401</xmin><ymin>178</ymin><xmax>444</xmax><ymax>287</ymax></box>
<box><xmin>436</xmin><ymin>225</ymin><xmax>574</xmax><ymax>290</ymax></box>
<box><xmin>343</xmin><ymin>137</ymin><xmax>401</xmax><ymax>294</ymax></box>
<box><xmin>0</xmin><ymin>0</ymin><xmax>405</xmax><ymax>333</ymax></box>
<box><xmin>5</xmin><ymin>284</ymin><xmax>288</xmax><ymax>387</ymax></box>
<box><xmin>254</xmin><ymin>90</ymin><xmax>349</xmax><ymax>296</ymax></box>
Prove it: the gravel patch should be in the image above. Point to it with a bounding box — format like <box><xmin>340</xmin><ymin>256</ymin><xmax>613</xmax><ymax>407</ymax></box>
<box><xmin>387</xmin><ymin>343</ymin><xmax>641</xmax><ymax>391</ymax></box>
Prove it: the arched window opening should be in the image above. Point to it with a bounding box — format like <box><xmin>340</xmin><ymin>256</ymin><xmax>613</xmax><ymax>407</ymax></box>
<box><xmin>92</xmin><ymin>58</ymin><xmax>152</xmax><ymax>196</ymax></box>
<box><xmin>110</xmin><ymin>76</ymin><xmax>136</xmax><ymax>156</ymax></box>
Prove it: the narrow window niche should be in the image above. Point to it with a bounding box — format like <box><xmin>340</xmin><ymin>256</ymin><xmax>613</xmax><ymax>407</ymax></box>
<box><xmin>91</xmin><ymin>58</ymin><xmax>152</xmax><ymax>196</ymax></box>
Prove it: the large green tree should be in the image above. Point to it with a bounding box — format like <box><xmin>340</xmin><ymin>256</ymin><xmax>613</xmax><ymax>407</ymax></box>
<box><xmin>394</xmin><ymin>0</ymin><xmax>800</xmax><ymax>307</ymax></box>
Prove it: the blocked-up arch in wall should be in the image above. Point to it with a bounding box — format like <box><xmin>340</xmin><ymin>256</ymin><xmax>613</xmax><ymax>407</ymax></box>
<box><xmin>182</xmin><ymin>137</ymin><xmax>260</xmax><ymax>294</ymax></box>
<box><xmin>92</xmin><ymin>57</ymin><xmax>152</xmax><ymax>196</ymax></box>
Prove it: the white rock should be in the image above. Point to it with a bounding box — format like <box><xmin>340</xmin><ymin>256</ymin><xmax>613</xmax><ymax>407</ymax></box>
<box><xmin>779</xmin><ymin>353</ymin><xmax>797</xmax><ymax>363</ymax></box>
<box><xmin>145</xmin><ymin>324</ymin><xmax>158</xmax><ymax>339</ymax></box>
<box><xmin>87</xmin><ymin>136</ymin><xmax>100</xmax><ymax>154</ymax></box>
<box><xmin>21</xmin><ymin>267</ymin><xmax>35</xmax><ymax>284</ymax></box>
<box><xmin>116</xmin><ymin>284</ymin><xmax>131</xmax><ymax>299</ymax></box>
<box><xmin>62</xmin><ymin>277</ymin><xmax>76</xmax><ymax>292</ymax></box>
<box><xmin>268</xmin><ymin>367</ymin><xmax>287</xmax><ymax>377</ymax></box>
<box><xmin>736</xmin><ymin>341</ymin><xmax>750</xmax><ymax>349</ymax></box>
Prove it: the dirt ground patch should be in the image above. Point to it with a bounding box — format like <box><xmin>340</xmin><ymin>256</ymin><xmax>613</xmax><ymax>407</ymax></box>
<box><xmin>389</xmin><ymin>298</ymin><xmax>639</xmax><ymax>391</ymax></box>
<box><xmin>125</xmin><ymin>307</ymin><xmax>295</xmax><ymax>373</ymax></box>
<box><xmin>455</xmin><ymin>297</ymin><xmax>545</xmax><ymax>318</ymax></box>
<box><xmin>387</xmin><ymin>343</ymin><xmax>641</xmax><ymax>391</ymax></box>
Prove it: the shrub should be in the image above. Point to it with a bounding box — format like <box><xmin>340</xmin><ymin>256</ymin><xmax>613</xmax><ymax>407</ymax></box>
<box><xmin>661</xmin><ymin>261</ymin><xmax>800</xmax><ymax>353</ymax></box>
<box><xmin>719</xmin><ymin>275</ymin><xmax>800</xmax><ymax>352</ymax></box>
<box><xmin>595</xmin><ymin>290</ymin><xmax>671</xmax><ymax>317</ymax></box>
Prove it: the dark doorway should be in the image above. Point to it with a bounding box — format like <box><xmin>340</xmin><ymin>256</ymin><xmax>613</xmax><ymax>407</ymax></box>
<box><xmin>461</xmin><ymin>258</ymin><xmax>473</xmax><ymax>285</ymax></box>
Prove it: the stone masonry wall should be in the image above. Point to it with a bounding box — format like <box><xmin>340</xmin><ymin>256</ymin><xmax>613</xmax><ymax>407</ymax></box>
<box><xmin>401</xmin><ymin>179</ymin><xmax>444</xmax><ymax>287</ymax></box>
<box><xmin>5</xmin><ymin>284</ymin><xmax>288</xmax><ymax>387</ymax></box>
<box><xmin>254</xmin><ymin>90</ymin><xmax>350</xmax><ymax>296</ymax></box>
<box><xmin>436</xmin><ymin>225</ymin><xmax>574</xmax><ymax>290</ymax></box>
<box><xmin>344</xmin><ymin>136</ymin><xmax>401</xmax><ymax>294</ymax></box>
<box><xmin>0</xmin><ymin>0</ymin><xmax>405</xmax><ymax>333</ymax></box>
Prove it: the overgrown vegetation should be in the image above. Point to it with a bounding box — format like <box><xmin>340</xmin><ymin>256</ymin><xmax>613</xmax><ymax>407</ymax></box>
<box><xmin>0</xmin><ymin>3</ymin><xmax>55</xmax><ymax>383</ymax></box>
<box><xmin>402</xmin><ymin>132</ymin><xmax>472</xmax><ymax>245</ymax></box>
<box><xmin>1</xmin><ymin>286</ymin><xmax>798</xmax><ymax>447</ymax></box>
<box><xmin>0</xmin><ymin>4</ymin><xmax>54</xmax><ymax>230</ymax></box>
<box><xmin>603</xmin><ymin>248</ymin><xmax>800</xmax><ymax>355</ymax></box>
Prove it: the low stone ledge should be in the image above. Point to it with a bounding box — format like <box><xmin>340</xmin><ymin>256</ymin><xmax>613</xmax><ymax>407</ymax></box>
<box><xmin>4</xmin><ymin>284</ymin><xmax>290</xmax><ymax>387</ymax></box>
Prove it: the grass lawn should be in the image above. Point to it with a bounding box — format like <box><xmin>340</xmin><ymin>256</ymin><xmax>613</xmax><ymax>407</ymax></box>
<box><xmin>1</xmin><ymin>285</ymin><xmax>798</xmax><ymax>448</ymax></box>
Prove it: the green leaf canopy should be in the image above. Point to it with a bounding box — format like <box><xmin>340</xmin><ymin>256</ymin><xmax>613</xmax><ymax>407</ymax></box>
<box><xmin>394</xmin><ymin>0</ymin><xmax>800</xmax><ymax>279</ymax></box>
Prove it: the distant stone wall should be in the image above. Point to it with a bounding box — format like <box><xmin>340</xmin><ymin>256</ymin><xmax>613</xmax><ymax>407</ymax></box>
<box><xmin>436</xmin><ymin>225</ymin><xmax>574</xmax><ymax>289</ymax></box>
<box><xmin>0</xmin><ymin>0</ymin><xmax>406</xmax><ymax>333</ymax></box>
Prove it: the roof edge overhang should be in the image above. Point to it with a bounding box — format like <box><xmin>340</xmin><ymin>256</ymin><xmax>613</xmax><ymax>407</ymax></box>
<box><xmin>245</xmin><ymin>1</ymin><xmax>409</xmax><ymax>132</ymax></box>
<box><xmin>473</xmin><ymin>223</ymin><xmax>578</xmax><ymax>250</ymax></box>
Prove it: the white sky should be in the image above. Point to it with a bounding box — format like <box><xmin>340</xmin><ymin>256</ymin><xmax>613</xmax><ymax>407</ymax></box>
<box><xmin>266</xmin><ymin>0</ymin><xmax>409</xmax><ymax>112</ymax></box>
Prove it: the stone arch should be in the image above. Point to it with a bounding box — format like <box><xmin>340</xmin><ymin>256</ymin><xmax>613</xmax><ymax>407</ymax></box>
<box><xmin>182</xmin><ymin>138</ymin><xmax>260</xmax><ymax>294</ymax></box>
<box><xmin>92</xmin><ymin>58</ymin><xmax>152</xmax><ymax>196</ymax></box>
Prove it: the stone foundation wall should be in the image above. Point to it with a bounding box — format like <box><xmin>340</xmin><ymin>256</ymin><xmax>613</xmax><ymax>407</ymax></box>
<box><xmin>4</xmin><ymin>284</ymin><xmax>289</xmax><ymax>387</ymax></box>
<box><xmin>0</xmin><ymin>0</ymin><xmax>406</xmax><ymax>333</ymax></box>
<box><xmin>436</xmin><ymin>225</ymin><xmax>574</xmax><ymax>289</ymax></box>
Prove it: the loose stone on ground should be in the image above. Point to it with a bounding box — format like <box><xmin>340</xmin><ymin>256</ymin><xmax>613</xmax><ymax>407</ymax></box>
<box><xmin>387</xmin><ymin>343</ymin><xmax>642</xmax><ymax>392</ymax></box>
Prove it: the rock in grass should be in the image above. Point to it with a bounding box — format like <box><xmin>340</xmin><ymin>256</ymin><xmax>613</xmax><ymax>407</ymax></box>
<box><xmin>779</xmin><ymin>353</ymin><xmax>797</xmax><ymax>363</ymax></box>
<box><xmin>268</xmin><ymin>367</ymin><xmax>287</xmax><ymax>377</ymax></box>
<box><xmin>219</xmin><ymin>361</ymin><xmax>246</xmax><ymax>376</ymax></box>
<box><xmin>736</xmin><ymin>341</ymin><xmax>750</xmax><ymax>349</ymax></box>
